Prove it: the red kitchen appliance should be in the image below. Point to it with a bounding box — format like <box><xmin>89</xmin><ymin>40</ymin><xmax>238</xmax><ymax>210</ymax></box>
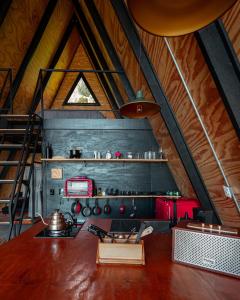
<box><xmin>65</xmin><ymin>176</ymin><xmax>93</xmax><ymax>197</ymax></box>
<box><xmin>155</xmin><ymin>197</ymin><xmax>200</xmax><ymax>220</ymax></box>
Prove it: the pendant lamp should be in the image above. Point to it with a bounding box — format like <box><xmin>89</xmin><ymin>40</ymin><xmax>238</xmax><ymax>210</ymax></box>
<box><xmin>127</xmin><ymin>0</ymin><xmax>237</xmax><ymax>36</ymax></box>
<box><xmin>120</xmin><ymin>90</ymin><xmax>160</xmax><ymax>119</ymax></box>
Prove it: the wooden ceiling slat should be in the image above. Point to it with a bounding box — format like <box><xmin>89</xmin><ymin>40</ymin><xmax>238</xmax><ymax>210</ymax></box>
<box><xmin>29</xmin><ymin>16</ymin><xmax>76</xmax><ymax>113</ymax></box>
<box><xmin>85</xmin><ymin>0</ymin><xmax>135</xmax><ymax>101</ymax></box>
<box><xmin>160</xmin><ymin>34</ymin><xmax>240</xmax><ymax>226</ymax></box>
<box><xmin>51</xmin><ymin>43</ymin><xmax>115</xmax><ymax>119</ymax></box>
<box><xmin>94</xmin><ymin>0</ymin><xmax>153</xmax><ymax>101</ymax></box>
<box><xmin>0</xmin><ymin>0</ymin><xmax>12</xmax><ymax>28</ymax></box>
<box><xmin>3</xmin><ymin>0</ymin><xmax>58</xmax><ymax>110</ymax></box>
<box><xmin>195</xmin><ymin>20</ymin><xmax>240</xmax><ymax>139</ymax></box>
<box><xmin>13</xmin><ymin>0</ymin><xmax>74</xmax><ymax>114</ymax></box>
<box><xmin>111</xmin><ymin>0</ymin><xmax>219</xmax><ymax>222</ymax></box>
<box><xmin>222</xmin><ymin>0</ymin><xmax>240</xmax><ymax>61</ymax></box>
<box><xmin>73</xmin><ymin>0</ymin><xmax>123</xmax><ymax>115</ymax></box>
<box><xmin>39</xmin><ymin>27</ymin><xmax>81</xmax><ymax>112</ymax></box>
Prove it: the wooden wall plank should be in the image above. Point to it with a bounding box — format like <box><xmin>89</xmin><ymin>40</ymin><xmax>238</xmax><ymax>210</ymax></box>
<box><xmin>138</xmin><ymin>27</ymin><xmax>240</xmax><ymax>226</ymax></box>
<box><xmin>149</xmin><ymin>113</ymin><xmax>197</xmax><ymax>198</ymax></box>
<box><xmin>80</xmin><ymin>0</ymin><xmax>128</xmax><ymax>103</ymax></box>
<box><xmin>94</xmin><ymin>0</ymin><xmax>153</xmax><ymax>101</ymax></box>
<box><xmin>39</xmin><ymin>27</ymin><xmax>81</xmax><ymax>111</ymax></box>
<box><xmin>0</xmin><ymin>0</ymin><xmax>49</xmax><ymax>79</ymax></box>
<box><xmin>13</xmin><ymin>0</ymin><xmax>74</xmax><ymax>113</ymax></box>
<box><xmin>222</xmin><ymin>0</ymin><xmax>240</xmax><ymax>60</ymax></box>
<box><xmin>51</xmin><ymin>42</ymin><xmax>115</xmax><ymax>119</ymax></box>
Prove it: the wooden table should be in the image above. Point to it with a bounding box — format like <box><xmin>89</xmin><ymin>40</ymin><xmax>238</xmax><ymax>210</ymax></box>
<box><xmin>0</xmin><ymin>219</ymin><xmax>239</xmax><ymax>300</ymax></box>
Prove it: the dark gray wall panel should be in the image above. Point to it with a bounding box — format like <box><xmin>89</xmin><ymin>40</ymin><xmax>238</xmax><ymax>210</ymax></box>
<box><xmin>43</xmin><ymin>119</ymin><xmax>177</xmax><ymax>220</ymax></box>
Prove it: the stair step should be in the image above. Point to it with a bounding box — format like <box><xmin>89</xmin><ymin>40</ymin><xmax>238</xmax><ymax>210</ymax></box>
<box><xmin>0</xmin><ymin>179</ymin><xmax>29</xmax><ymax>185</ymax></box>
<box><xmin>0</xmin><ymin>143</ymin><xmax>42</xmax><ymax>149</ymax></box>
<box><xmin>0</xmin><ymin>215</ymin><xmax>39</xmax><ymax>225</ymax></box>
<box><xmin>0</xmin><ymin>161</ymin><xmax>31</xmax><ymax>166</ymax></box>
<box><xmin>0</xmin><ymin>128</ymin><xmax>39</xmax><ymax>133</ymax></box>
<box><xmin>0</xmin><ymin>114</ymin><xmax>41</xmax><ymax>124</ymax></box>
<box><xmin>0</xmin><ymin>114</ymin><xmax>30</xmax><ymax>118</ymax></box>
<box><xmin>0</xmin><ymin>143</ymin><xmax>24</xmax><ymax>149</ymax></box>
<box><xmin>0</xmin><ymin>218</ymin><xmax>33</xmax><ymax>225</ymax></box>
<box><xmin>0</xmin><ymin>199</ymin><xmax>10</xmax><ymax>203</ymax></box>
<box><xmin>0</xmin><ymin>197</ymin><xmax>25</xmax><ymax>203</ymax></box>
<box><xmin>0</xmin><ymin>129</ymin><xmax>28</xmax><ymax>134</ymax></box>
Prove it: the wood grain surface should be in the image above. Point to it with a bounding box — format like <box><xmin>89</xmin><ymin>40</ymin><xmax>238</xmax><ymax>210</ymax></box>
<box><xmin>80</xmin><ymin>0</ymin><xmax>128</xmax><ymax>103</ymax></box>
<box><xmin>0</xmin><ymin>219</ymin><xmax>239</xmax><ymax>300</ymax></box>
<box><xmin>40</xmin><ymin>26</ymin><xmax>81</xmax><ymax>111</ymax></box>
<box><xmin>13</xmin><ymin>0</ymin><xmax>74</xmax><ymax>113</ymax></box>
<box><xmin>149</xmin><ymin>113</ymin><xmax>197</xmax><ymax>199</ymax></box>
<box><xmin>139</xmin><ymin>27</ymin><xmax>240</xmax><ymax>227</ymax></box>
<box><xmin>0</xmin><ymin>0</ymin><xmax>48</xmax><ymax>79</ymax></box>
<box><xmin>51</xmin><ymin>42</ymin><xmax>115</xmax><ymax>119</ymax></box>
<box><xmin>94</xmin><ymin>0</ymin><xmax>153</xmax><ymax>102</ymax></box>
<box><xmin>222</xmin><ymin>0</ymin><xmax>240</xmax><ymax>60</ymax></box>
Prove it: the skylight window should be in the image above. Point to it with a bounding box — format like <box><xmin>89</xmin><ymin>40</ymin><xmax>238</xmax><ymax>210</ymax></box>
<box><xmin>64</xmin><ymin>74</ymin><xmax>99</xmax><ymax>106</ymax></box>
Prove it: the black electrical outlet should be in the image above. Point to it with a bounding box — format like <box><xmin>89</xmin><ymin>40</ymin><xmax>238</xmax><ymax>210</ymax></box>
<box><xmin>50</xmin><ymin>188</ymin><xmax>55</xmax><ymax>196</ymax></box>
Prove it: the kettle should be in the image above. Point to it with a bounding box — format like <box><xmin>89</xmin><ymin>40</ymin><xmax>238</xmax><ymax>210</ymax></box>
<box><xmin>48</xmin><ymin>209</ymin><xmax>67</xmax><ymax>231</ymax></box>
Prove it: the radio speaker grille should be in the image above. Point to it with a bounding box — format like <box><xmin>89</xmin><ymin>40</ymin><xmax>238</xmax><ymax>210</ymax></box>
<box><xmin>173</xmin><ymin>229</ymin><xmax>240</xmax><ymax>277</ymax></box>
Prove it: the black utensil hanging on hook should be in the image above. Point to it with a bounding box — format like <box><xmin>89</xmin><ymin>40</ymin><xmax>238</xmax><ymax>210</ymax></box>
<box><xmin>82</xmin><ymin>199</ymin><xmax>92</xmax><ymax>217</ymax></box>
<box><xmin>93</xmin><ymin>199</ymin><xmax>101</xmax><ymax>216</ymax></box>
<box><xmin>103</xmin><ymin>199</ymin><xmax>111</xmax><ymax>215</ymax></box>
<box><xmin>129</xmin><ymin>199</ymin><xmax>137</xmax><ymax>218</ymax></box>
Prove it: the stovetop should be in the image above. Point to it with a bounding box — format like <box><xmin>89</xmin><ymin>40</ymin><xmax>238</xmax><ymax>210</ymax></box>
<box><xmin>35</xmin><ymin>223</ymin><xmax>84</xmax><ymax>238</ymax></box>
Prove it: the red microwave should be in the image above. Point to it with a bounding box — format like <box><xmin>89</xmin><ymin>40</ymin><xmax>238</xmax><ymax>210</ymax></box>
<box><xmin>65</xmin><ymin>176</ymin><xmax>93</xmax><ymax>197</ymax></box>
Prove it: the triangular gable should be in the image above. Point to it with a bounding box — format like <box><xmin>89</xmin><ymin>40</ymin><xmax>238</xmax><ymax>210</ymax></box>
<box><xmin>64</xmin><ymin>74</ymin><xmax>99</xmax><ymax>106</ymax></box>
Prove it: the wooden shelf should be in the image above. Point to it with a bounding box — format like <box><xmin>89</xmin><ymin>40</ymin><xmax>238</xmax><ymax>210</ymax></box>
<box><xmin>41</xmin><ymin>158</ymin><xmax>168</xmax><ymax>163</ymax></box>
<box><xmin>62</xmin><ymin>195</ymin><xmax>181</xmax><ymax>199</ymax></box>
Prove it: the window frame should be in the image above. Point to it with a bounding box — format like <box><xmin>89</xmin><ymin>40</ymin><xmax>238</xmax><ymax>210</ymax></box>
<box><xmin>63</xmin><ymin>73</ymin><xmax>100</xmax><ymax>106</ymax></box>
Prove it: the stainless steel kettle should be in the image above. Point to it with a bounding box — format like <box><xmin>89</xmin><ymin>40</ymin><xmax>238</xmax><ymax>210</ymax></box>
<box><xmin>48</xmin><ymin>209</ymin><xmax>67</xmax><ymax>231</ymax></box>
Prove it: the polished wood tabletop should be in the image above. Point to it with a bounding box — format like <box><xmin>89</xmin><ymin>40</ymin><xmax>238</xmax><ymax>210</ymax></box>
<box><xmin>0</xmin><ymin>219</ymin><xmax>239</xmax><ymax>300</ymax></box>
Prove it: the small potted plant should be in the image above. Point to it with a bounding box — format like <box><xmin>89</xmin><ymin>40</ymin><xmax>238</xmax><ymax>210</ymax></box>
<box><xmin>114</xmin><ymin>151</ymin><xmax>122</xmax><ymax>159</ymax></box>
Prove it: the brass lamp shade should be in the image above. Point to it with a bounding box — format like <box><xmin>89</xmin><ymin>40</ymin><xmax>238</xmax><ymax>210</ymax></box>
<box><xmin>127</xmin><ymin>0</ymin><xmax>237</xmax><ymax>36</ymax></box>
<box><xmin>120</xmin><ymin>90</ymin><xmax>160</xmax><ymax>119</ymax></box>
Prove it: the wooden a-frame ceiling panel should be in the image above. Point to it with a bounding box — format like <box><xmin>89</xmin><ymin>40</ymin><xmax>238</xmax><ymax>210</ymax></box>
<box><xmin>138</xmin><ymin>25</ymin><xmax>240</xmax><ymax>226</ymax></box>
<box><xmin>222</xmin><ymin>0</ymin><xmax>240</xmax><ymax>60</ymax></box>
<box><xmin>79</xmin><ymin>0</ymin><xmax>128</xmax><ymax>103</ymax></box>
<box><xmin>13</xmin><ymin>0</ymin><xmax>74</xmax><ymax>113</ymax></box>
<box><xmin>39</xmin><ymin>26</ymin><xmax>81</xmax><ymax>112</ymax></box>
<box><xmin>51</xmin><ymin>41</ymin><xmax>115</xmax><ymax>119</ymax></box>
<box><xmin>94</xmin><ymin>0</ymin><xmax>153</xmax><ymax>102</ymax></box>
<box><xmin>0</xmin><ymin>0</ymin><xmax>49</xmax><ymax>79</ymax></box>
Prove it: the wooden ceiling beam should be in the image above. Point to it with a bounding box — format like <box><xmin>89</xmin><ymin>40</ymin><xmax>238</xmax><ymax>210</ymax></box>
<box><xmin>111</xmin><ymin>0</ymin><xmax>219</xmax><ymax>222</ymax></box>
<box><xmin>196</xmin><ymin>20</ymin><xmax>240</xmax><ymax>140</ymax></box>
<box><xmin>0</xmin><ymin>0</ymin><xmax>12</xmax><ymax>28</ymax></box>
<box><xmin>29</xmin><ymin>16</ymin><xmax>76</xmax><ymax>113</ymax></box>
<box><xmin>85</xmin><ymin>0</ymin><xmax>135</xmax><ymax>101</ymax></box>
<box><xmin>3</xmin><ymin>0</ymin><xmax>58</xmax><ymax>111</ymax></box>
<box><xmin>72</xmin><ymin>0</ymin><xmax>123</xmax><ymax>117</ymax></box>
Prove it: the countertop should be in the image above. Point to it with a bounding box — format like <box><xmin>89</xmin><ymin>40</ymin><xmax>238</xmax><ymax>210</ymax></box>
<box><xmin>0</xmin><ymin>219</ymin><xmax>239</xmax><ymax>300</ymax></box>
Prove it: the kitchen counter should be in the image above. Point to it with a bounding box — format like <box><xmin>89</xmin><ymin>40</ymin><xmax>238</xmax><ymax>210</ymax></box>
<box><xmin>0</xmin><ymin>219</ymin><xmax>239</xmax><ymax>300</ymax></box>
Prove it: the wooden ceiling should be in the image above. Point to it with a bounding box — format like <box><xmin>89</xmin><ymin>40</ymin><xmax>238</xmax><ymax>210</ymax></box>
<box><xmin>0</xmin><ymin>0</ymin><xmax>240</xmax><ymax>227</ymax></box>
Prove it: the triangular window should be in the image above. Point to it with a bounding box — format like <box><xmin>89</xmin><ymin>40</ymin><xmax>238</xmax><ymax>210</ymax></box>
<box><xmin>64</xmin><ymin>74</ymin><xmax>99</xmax><ymax>106</ymax></box>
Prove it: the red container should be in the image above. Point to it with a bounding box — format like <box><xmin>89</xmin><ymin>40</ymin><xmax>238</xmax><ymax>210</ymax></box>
<box><xmin>65</xmin><ymin>176</ymin><xmax>93</xmax><ymax>197</ymax></box>
<box><xmin>177</xmin><ymin>198</ymin><xmax>200</xmax><ymax>219</ymax></box>
<box><xmin>155</xmin><ymin>197</ymin><xmax>200</xmax><ymax>220</ymax></box>
<box><xmin>155</xmin><ymin>198</ymin><xmax>173</xmax><ymax>220</ymax></box>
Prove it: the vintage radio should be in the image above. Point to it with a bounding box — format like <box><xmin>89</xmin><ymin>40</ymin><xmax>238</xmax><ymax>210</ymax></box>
<box><xmin>65</xmin><ymin>176</ymin><xmax>93</xmax><ymax>197</ymax></box>
<box><xmin>172</xmin><ymin>223</ymin><xmax>240</xmax><ymax>278</ymax></box>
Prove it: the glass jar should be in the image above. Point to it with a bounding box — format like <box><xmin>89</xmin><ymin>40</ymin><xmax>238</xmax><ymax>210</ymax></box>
<box><xmin>127</xmin><ymin>152</ymin><xmax>133</xmax><ymax>159</ymax></box>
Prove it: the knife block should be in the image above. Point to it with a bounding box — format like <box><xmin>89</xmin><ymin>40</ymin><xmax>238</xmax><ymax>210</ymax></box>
<box><xmin>96</xmin><ymin>237</ymin><xmax>145</xmax><ymax>265</ymax></box>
